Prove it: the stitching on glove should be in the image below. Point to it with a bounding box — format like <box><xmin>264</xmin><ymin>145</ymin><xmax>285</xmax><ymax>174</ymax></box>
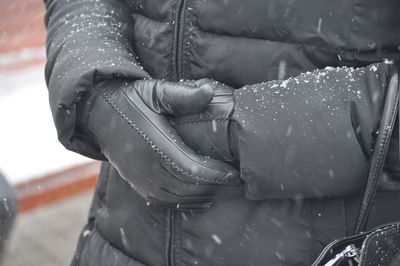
<box><xmin>101</xmin><ymin>91</ymin><xmax>235</xmax><ymax>185</ymax></box>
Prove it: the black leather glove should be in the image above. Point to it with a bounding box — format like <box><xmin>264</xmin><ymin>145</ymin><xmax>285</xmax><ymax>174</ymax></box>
<box><xmin>172</xmin><ymin>61</ymin><xmax>397</xmax><ymax>200</ymax></box>
<box><xmin>79</xmin><ymin>79</ymin><xmax>241</xmax><ymax>208</ymax></box>
<box><xmin>171</xmin><ymin>79</ymin><xmax>236</xmax><ymax>163</ymax></box>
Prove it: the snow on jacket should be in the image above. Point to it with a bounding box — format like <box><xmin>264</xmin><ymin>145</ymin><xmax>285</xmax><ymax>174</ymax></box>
<box><xmin>44</xmin><ymin>0</ymin><xmax>400</xmax><ymax>265</ymax></box>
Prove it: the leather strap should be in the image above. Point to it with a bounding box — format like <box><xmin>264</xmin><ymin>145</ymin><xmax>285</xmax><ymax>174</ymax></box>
<box><xmin>354</xmin><ymin>63</ymin><xmax>400</xmax><ymax>234</ymax></box>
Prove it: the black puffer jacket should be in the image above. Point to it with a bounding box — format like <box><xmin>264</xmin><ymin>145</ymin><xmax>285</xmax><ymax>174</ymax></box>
<box><xmin>44</xmin><ymin>0</ymin><xmax>400</xmax><ymax>265</ymax></box>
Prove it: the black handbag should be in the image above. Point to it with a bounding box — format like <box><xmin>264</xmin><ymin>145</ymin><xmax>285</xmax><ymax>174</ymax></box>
<box><xmin>312</xmin><ymin>64</ymin><xmax>400</xmax><ymax>266</ymax></box>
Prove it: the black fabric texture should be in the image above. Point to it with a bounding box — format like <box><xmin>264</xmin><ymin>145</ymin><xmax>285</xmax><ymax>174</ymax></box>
<box><xmin>42</xmin><ymin>0</ymin><xmax>400</xmax><ymax>265</ymax></box>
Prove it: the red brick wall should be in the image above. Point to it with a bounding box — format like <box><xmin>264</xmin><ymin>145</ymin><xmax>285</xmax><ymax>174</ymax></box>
<box><xmin>0</xmin><ymin>0</ymin><xmax>46</xmax><ymax>70</ymax></box>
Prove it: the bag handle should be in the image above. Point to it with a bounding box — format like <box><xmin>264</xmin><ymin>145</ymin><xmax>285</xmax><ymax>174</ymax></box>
<box><xmin>354</xmin><ymin>63</ymin><xmax>400</xmax><ymax>234</ymax></box>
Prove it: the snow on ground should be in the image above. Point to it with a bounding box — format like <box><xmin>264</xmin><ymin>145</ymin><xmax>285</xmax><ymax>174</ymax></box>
<box><xmin>0</xmin><ymin>47</ymin><xmax>46</xmax><ymax>66</ymax></box>
<box><xmin>0</xmin><ymin>64</ymin><xmax>91</xmax><ymax>184</ymax></box>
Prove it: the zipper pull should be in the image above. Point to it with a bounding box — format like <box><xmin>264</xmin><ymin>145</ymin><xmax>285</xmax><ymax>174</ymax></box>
<box><xmin>323</xmin><ymin>244</ymin><xmax>360</xmax><ymax>266</ymax></box>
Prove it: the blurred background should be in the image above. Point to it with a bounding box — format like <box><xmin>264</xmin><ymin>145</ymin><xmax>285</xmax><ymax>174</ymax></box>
<box><xmin>0</xmin><ymin>0</ymin><xmax>100</xmax><ymax>265</ymax></box>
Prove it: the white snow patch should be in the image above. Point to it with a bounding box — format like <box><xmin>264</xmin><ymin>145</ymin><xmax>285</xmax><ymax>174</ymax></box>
<box><xmin>0</xmin><ymin>47</ymin><xmax>45</xmax><ymax>66</ymax></box>
<box><xmin>0</xmin><ymin>65</ymin><xmax>91</xmax><ymax>184</ymax></box>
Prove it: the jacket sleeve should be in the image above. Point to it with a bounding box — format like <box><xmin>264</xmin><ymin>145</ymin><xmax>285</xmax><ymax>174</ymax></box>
<box><xmin>232</xmin><ymin>62</ymin><xmax>395</xmax><ymax>200</ymax></box>
<box><xmin>44</xmin><ymin>0</ymin><xmax>149</xmax><ymax>159</ymax></box>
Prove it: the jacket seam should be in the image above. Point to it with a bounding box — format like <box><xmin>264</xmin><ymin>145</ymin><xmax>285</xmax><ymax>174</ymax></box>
<box><xmin>175</xmin><ymin>117</ymin><xmax>229</xmax><ymax>125</ymax></box>
<box><xmin>195</xmin><ymin>26</ymin><xmax>393</xmax><ymax>58</ymax></box>
<box><xmin>196</xmin><ymin>27</ymin><xmax>339</xmax><ymax>54</ymax></box>
<box><xmin>345</xmin><ymin>0</ymin><xmax>359</xmax><ymax>50</ymax></box>
<box><xmin>132</xmin><ymin>12</ymin><xmax>171</xmax><ymax>25</ymax></box>
<box><xmin>170</xmin><ymin>0</ymin><xmax>180</xmax><ymax>82</ymax></box>
<box><xmin>131</xmin><ymin>11</ymin><xmax>168</xmax><ymax>24</ymax></box>
<box><xmin>100</xmin><ymin>91</ymin><xmax>235</xmax><ymax>185</ymax></box>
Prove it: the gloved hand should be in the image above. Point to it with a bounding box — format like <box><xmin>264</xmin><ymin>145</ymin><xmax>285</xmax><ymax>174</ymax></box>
<box><xmin>78</xmin><ymin>79</ymin><xmax>241</xmax><ymax>208</ymax></box>
<box><xmin>172</xmin><ymin>61</ymin><xmax>397</xmax><ymax>200</ymax></box>
<box><xmin>170</xmin><ymin>79</ymin><xmax>237</xmax><ymax>163</ymax></box>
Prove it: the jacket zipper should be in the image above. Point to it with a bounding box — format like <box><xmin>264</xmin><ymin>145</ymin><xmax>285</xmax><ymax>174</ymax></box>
<box><xmin>166</xmin><ymin>209</ymin><xmax>176</xmax><ymax>266</ymax></box>
<box><xmin>173</xmin><ymin>0</ymin><xmax>187</xmax><ymax>81</ymax></box>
